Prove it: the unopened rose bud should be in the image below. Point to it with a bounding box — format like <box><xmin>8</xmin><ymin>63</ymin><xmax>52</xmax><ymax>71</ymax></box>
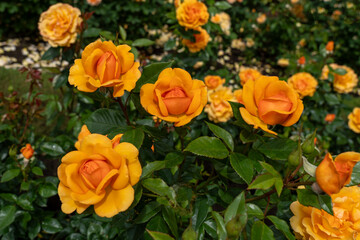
<box><xmin>311</xmin><ymin>182</ymin><xmax>323</xmax><ymax>194</ymax></box>
<box><xmin>182</xmin><ymin>225</ymin><xmax>197</xmax><ymax>240</ymax></box>
<box><xmin>302</xmin><ymin>131</ymin><xmax>316</xmax><ymax>154</ymax></box>
<box><xmin>226</xmin><ymin>215</ymin><xmax>245</xmax><ymax>240</ymax></box>
<box><xmin>288</xmin><ymin>143</ymin><xmax>302</xmax><ymax>167</ymax></box>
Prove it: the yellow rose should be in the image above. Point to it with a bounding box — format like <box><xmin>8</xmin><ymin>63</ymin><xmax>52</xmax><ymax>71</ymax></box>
<box><xmin>140</xmin><ymin>68</ymin><xmax>207</xmax><ymax>127</ymax></box>
<box><xmin>68</xmin><ymin>40</ymin><xmax>141</xmax><ymax>97</ymax></box>
<box><xmin>204</xmin><ymin>75</ymin><xmax>225</xmax><ymax>90</ymax></box>
<box><xmin>316</xmin><ymin>152</ymin><xmax>360</xmax><ymax>195</ymax></box>
<box><xmin>176</xmin><ymin>0</ymin><xmax>209</xmax><ymax>29</ymax></box>
<box><xmin>38</xmin><ymin>3</ymin><xmax>82</xmax><ymax>47</ymax></box>
<box><xmin>277</xmin><ymin>58</ymin><xmax>289</xmax><ymax>67</ymax></box>
<box><xmin>256</xmin><ymin>13</ymin><xmax>266</xmax><ymax>24</ymax></box>
<box><xmin>58</xmin><ymin>132</ymin><xmax>141</xmax><ymax>218</ymax></box>
<box><xmin>240</xmin><ymin>76</ymin><xmax>304</xmax><ymax>135</ymax></box>
<box><xmin>320</xmin><ymin>64</ymin><xmax>358</xmax><ymax>93</ymax></box>
<box><xmin>348</xmin><ymin>107</ymin><xmax>360</xmax><ymax>133</ymax></box>
<box><xmin>290</xmin><ymin>186</ymin><xmax>360</xmax><ymax>240</ymax></box>
<box><xmin>287</xmin><ymin>72</ymin><xmax>318</xmax><ymax>98</ymax></box>
<box><xmin>182</xmin><ymin>27</ymin><xmax>210</xmax><ymax>53</ymax></box>
<box><xmin>204</xmin><ymin>87</ymin><xmax>235</xmax><ymax>123</ymax></box>
<box><xmin>211</xmin><ymin>14</ymin><xmax>221</xmax><ymax>24</ymax></box>
<box><xmin>239</xmin><ymin>67</ymin><xmax>261</xmax><ymax>86</ymax></box>
<box><xmin>233</xmin><ymin>89</ymin><xmax>243</xmax><ymax>105</ymax></box>
<box><xmin>211</xmin><ymin>12</ymin><xmax>231</xmax><ymax>35</ymax></box>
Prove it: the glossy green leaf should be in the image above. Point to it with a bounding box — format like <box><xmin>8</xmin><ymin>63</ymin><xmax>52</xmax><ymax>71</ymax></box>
<box><xmin>42</xmin><ymin>218</ymin><xmax>63</xmax><ymax>234</ymax></box>
<box><xmin>191</xmin><ymin>198</ymin><xmax>209</xmax><ymax>231</ymax></box>
<box><xmin>41</xmin><ymin>47</ymin><xmax>60</xmax><ymax>60</ymax></box>
<box><xmin>297</xmin><ymin>188</ymin><xmax>333</xmax><ymax>215</ymax></box>
<box><xmin>134</xmin><ymin>61</ymin><xmax>174</xmax><ymax>92</ymax></box>
<box><xmin>248</xmin><ymin>173</ymin><xmax>276</xmax><ymax>190</ymax></box>
<box><xmin>214</xmin><ymin>1</ymin><xmax>232</xmax><ymax>10</ymax></box>
<box><xmin>164</xmin><ymin>152</ymin><xmax>184</xmax><ymax>168</ymax></box>
<box><xmin>134</xmin><ymin>201</ymin><xmax>161</xmax><ymax>224</ymax></box>
<box><xmin>224</xmin><ymin>192</ymin><xmax>246</xmax><ymax>224</ymax></box>
<box><xmin>38</xmin><ymin>182</ymin><xmax>57</xmax><ymax>198</ymax></box>
<box><xmin>119</xmin><ymin>25</ymin><xmax>127</xmax><ymax>41</ymax></box>
<box><xmin>184</xmin><ymin>136</ymin><xmax>229</xmax><ymax>159</ymax></box>
<box><xmin>120</xmin><ymin>128</ymin><xmax>145</xmax><ymax>149</ymax></box>
<box><xmin>146</xmin><ymin>230</ymin><xmax>175</xmax><ymax>240</ymax></box>
<box><xmin>85</xmin><ymin>108</ymin><xmax>126</xmax><ymax>135</ymax></box>
<box><xmin>132</xmin><ymin>38</ymin><xmax>155</xmax><ymax>47</ymax></box>
<box><xmin>228</xmin><ymin>102</ymin><xmax>251</xmax><ymax>131</ymax></box>
<box><xmin>162</xmin><ymin>206</ymin><xmax>178</xmax><ymax>238</ymax></box>
<box><xmin>141</xmin><ymin>161</ymin><xmax>166</xmax><ymax>179</ymax></box>
<box><xmin>142</xmin><ymin>178</ymin><xmax>175</xmax><ymax>200</ymax></box>
<box><xmin>251</xmin><ymin>221</ymin><xmax>275</xmax><ymax>240</ymax></box>
<box><xmin>212</xmin><ymin>211</ymin><xmax>227</xmax><ymax>240</ymax></box>
<box><xmin>0</xmin><ymin>193</ymin><xmax>17</xmax><ymax>203</ymax></box>
<box><xmin>28</xmin><ymin>220</ymin><xmax>41</xmax><ymax>240</ymax></box>
<box><xmin>267</xmin><ymin>215</ymin><xmax>295</xmax><ymax>240</ymax></box>
<box><xmin>259</xmin><ymin>162</ymin><xmax>281</xmax><ymax>177</ymax></box>
<box><xmin>0</xmin><ymin>205</ymin><xmax>16</xmax><ymax>230</ymax></box>
<box><xmin>40</xmin><ymin>142</ymin><xmax>65</xmax><ymax>157</ymax></box>
<box><xmin>349</xmin><ymin>161</ymin><xmax>360</xmax><ymax>186</ymax></box>
<box><xmin>246</xmin><ymin>203</ymin><xmax>264</xmax><ymax>220</ymax></box>
<box><xmin>332</xmin><ymin>68</ymin><xmax>347</xmax><ymax>75</ymax></box>
<box><xmin>1</xmin><ymin>169</ymin><xmax>20</xmax><ymax>183</ymax></box>
<box><xmin>229</xmin><ymin>153</ymin><xmax>253</xmax><ymax>184</ymax></box>
<box><xmin>206</xmin><ymin>122</ymin><xmax>234</xmax><ymax>151</ymax></box>
<box><xmin>31</xmin><ymin>167</ymin><xmax>43</xmax><ymax>176</ymax></box>
<box><xmin>256</xmin><ymin>138</ymin><xmax>297</xmax><ymax>161</ymax></box>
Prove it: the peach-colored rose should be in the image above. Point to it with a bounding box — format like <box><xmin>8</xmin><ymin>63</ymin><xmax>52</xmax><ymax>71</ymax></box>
<box><xmin>38</xmin><ymin>3</ymin><xmax>82</xmax><ymax>47</ymax></box>
<box><xmin>204</xmin><ymin>75</ymin><xmax>225</xmax><ymax>90</ymax></box>
<box><xmin>316</xmin><ymin>152</ymin><xmax>360</xmax><ymax>195</ymax></box>
<box><xmin>87</xmin><ymin>0</ymin><xmax>102</xmax><ymax>6</ymax></box>
<box><xmin>348</xmin><ymin>107</ymin><xmax>360</xmax><ymax>133</ymax></box>
<box><xmin>256</xmin><ymin>13</ymin><xmax>266</xmax><ymax>24</ymax></box>
<box><xmin>21</xmin><ymin>144</ymin><xmax>34</xmax><ymax>159</ymax></box>
<box><xmin>204</xmin><ymin>87</ymin><xmax>235</xmax><ymax>123</ymax></box>
<box><xmin>211</xmin><ymin>14</ymin><xmax>221</xmax><ymax>24</ymax></box>
<box><xmin>290</xmin><ymin>186</ymin><xmax>360</xmax><ymax>240</ymax></box>
<box><xmin>182</xmin><ymin>28</ymin><xmax>210</xmax><ymax>53</ymax></box>
<box><xmin>176</xmin><ymin>0</ymin><xmax>209</xmax><ymax>30</ymax></box>
<box><xmin>68</xmin><ymin>40</ymin><xmax>141</xmax><ymax>97</ymax></box>
<box><xmin>140</xmin><ymin>68</ymin><xmax>207</xmax><ymax>127</ymax></box>
<box><xmin>238</xmin><ymin>67</ymin><xmax>261</xmax><ymax>86</ymax></box>
<box><xmin>320</xmin><ymin>64</ymin><xmax>358</xmax><ymax>93</ymax></box>
<box><xmin>287</xmin><ymin>72</ymin><xmax>318</xmax><ymax>98</ymax></box>
<box><xmin>211</xmin><ymin>12</ymin><xmax>231</xmax><ymax>35</ymax></box>
<box><xmin>57</xmin><ymin>132</ymin><xmax>141</xmax><ymax>218</ymax></box>
<box><xmin>240</xmin><ymin>75</ymin><xmax>304</xmax><ymax>135</ymax></box>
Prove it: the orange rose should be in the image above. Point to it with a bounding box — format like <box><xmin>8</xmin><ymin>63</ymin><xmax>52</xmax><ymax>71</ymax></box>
<box><xmin>287</xmin><ymin>72</ymin><xmax>318</xmax><ymax>98</ymax></box>
<box><xmin>38</xmin><ymin>3</ymin><xmax>82</xmax><ymax>47</ymax></box>
<box><xmin>140</xmin><ymin>68</ymin><xmax>207</xmax><ymax>127</ymax></box>
<box><xmin>320</xmin><ymin>64</ymin><xmax>358</xmax><ymax>93</ymax></box>
<box><xmin>210</xmin><ymin>12</ymin><xmax>231</xmax><ymax>35</ymax></box>
<box><xmin>204</xmin><ymin>75</ymin><xmax>225</xmax><ymax>90</ymax></box>
<box><xmin>240</xmin><ymin>76</ymin><xmax>304</xmax><ymax>135</ymax></box>
<box><xmin>348</xmin><ymin>107</ymin><xmax>360</xmax><ymax>133</ymax></box>
<box><xmin>325</xmin><ymin>41</ymin><xmax>334</xmax><ymax>52</ymax></box>
<box><xmin>316</xmin><ymin>152</ymin><xmax>360</xmax><ymax>195</ymax></box>
<box><xmin>87</xmin><ymin>0</ymin><xmax>102</xmax><ymax>6</ymax></box>
<box><xmin>58</xmin><ymin>132</ymin><xmax>141</xmax><ymax>218</ymax></box>
<box><xmin>21</xmin><ymin>144</ymin><xmax>34</xmax><ymax>159</ymax></box>
<box><xmin>325</xmin><ymin>113</ymin><xmax>336</xmax><ymax>123</ymax></box>
<box><xmin>211</xmin><ymin>14</ymin><xmax>221</xmax><ymax>24</ymax></box>
<box><xmin>204</xmin><ymin>87</ymin><xmax>235</xmax><ymax>123</ymax></box>
<box><xmin>239</xmin><ymin>67</ymin><xmax>261</xmax><ymax>86</ymax></box>
<box><xmin>182</xmin><ymin>27</ymin><xmax>210</xmax><ymax>53</ymax></box>
<box><xmin>176</xmin><ymin>0</ymin><xmax>209</xmax><ymax>29</ymax></box>
<box><xmin>297</xmin><ymin>56</ymin><xmax>305</xmax><ymax>65</ymax></box>
<box><xmin>256</xmin><ymin>13</ymin><xmax>266</xmax><ymax>24</ymax></box>
<box><xmin>290</xmin><ymin>186</ymin><xmax>360</xmax><ymax>240</ymax></box>
<box><xmin>68</xmin><ymin>40</ymin><xmax>141</xmax><ymax>97</ymax></box>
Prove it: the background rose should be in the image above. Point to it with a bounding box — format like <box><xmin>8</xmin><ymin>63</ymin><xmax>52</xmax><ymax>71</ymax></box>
<box><xmin>58</xmin><ymin>133</ymin><xmax>141</xmax><ymax>218</ymax></box>
<box><xmin>204</xmin><ymin>86</ymin><xmax>234</xmax><ymax>123</ymax></box>
<box><xmin>348</xmin><ymin>107</ymin><xmax>360</xmax><ymax>133</ymax></box>
<box><xmin>204</xmin><ymin>75</ymin><xmax>225</xmax><ymax>90</ymax></box>
<box><xmin>176</xmin><ymin>0</ymin><xmax>209</xmax><ymax>29</ymax></box>
<box><xmin>290</xmin><ymin>186</ymin><xmax>360</xmax><ymax>240</ymax></box>
<box><xmin>38</xmin><ymin>3</ymin><xmax>82</xmax><ymax>47</ymax></box>
<box><xmin>182</xmin><ymin>28</ymin><xmax>210</xmax><ymax>53</ymax></box>
<box><xmin>321</xmin><ymin>64</ymin><xmax>358</xmax><ymax>93</ymax></box>
<box><xmin>287</xmin><ymin>72</ymin><xmax>318</xmax><ymax>98</ymax></box>
<box><xmin>140</xmin><ymin>68</ymin><xmax>207</xmax><ymax>127</ymax></box>
<box><xmin>68</xmin><ymin>40</ymin><xmax>141</xmax><ymax>97</ymax></box>
<box><xmin>239</xmin><ymin>67</ymin><xmax>261</xmax><ymax>86</ymax></box>
<box><xmin>240</xmin><ymin>75</ymin><xmax>304</xmax><ymax>134</ymax></box>
<box><xmin>20</xmin><ymin>143</ymin><xmax>34</xmax><ymax>159</ymax></box>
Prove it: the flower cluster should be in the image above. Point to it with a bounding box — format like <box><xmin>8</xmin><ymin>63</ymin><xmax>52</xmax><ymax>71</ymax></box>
<box><xmin>321</xmin><ymin>64</ymin><xmax>358</xmax><ymax>93</ymax></box>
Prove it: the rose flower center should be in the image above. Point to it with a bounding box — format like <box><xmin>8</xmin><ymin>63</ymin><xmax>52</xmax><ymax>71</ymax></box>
<box><xmin>79</xmin><ymin>159</ymin><xmax>112</xmax><ymax>188</ymax></box>
<box><xmin>295</xmin><ymin>79</ymin><xmax>308</xmax><ymax>91</ymax></box>
<box><xmin>96</xmin><ymin>51</ymin><xmax>120</xmax><ymax>84</ymax></box>
<box><xmin>162</xmin><ymin>87</ymin><xmax>192</xmax><ymax>115</ymax></box>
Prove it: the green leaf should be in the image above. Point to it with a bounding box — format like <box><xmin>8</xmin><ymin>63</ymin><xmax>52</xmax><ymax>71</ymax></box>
<box><xmin>324</xmin><ymin>94</ymin><xmax>340</xmax><ymax>105</ymax></box>
<box><xmin>120</xmin><ymin>128</ymin><xmax>145</xmax><ymax>149</ymax></box>
<box><xmin>38</xmin><ymin>183</ymin><xmax>57</xmax><ymax>198</ymax></box>
<box><xmin>41</xmin><ymin>218</ymin><xmax>63</xmax><ymax>234</ymax></box>
<box><xmin>146</xmin><ymin>230</ymin><xmax>175</xmax><ymax>240</ymax></box>
<box><xmin>206</xmin><ymin>122</ymin><xmax>234</xmax><ymax>151</ymax></box>
<box><xmin>251</xmin><ymin>221</ymin><xmax>275</xmax><ymax>240</ymax></box>
<box><xmin>141</xmin><ymin>161</ymin><xmax>166</xmax><ymax>179</ymax></box>
<box><xmin>100</xmin><ymin>30</ymin><xmax>115</xmax><ymax>40</ymax></box>
<box><xmin>162</xmin><ymin>206</ymin><xmax>178</xmax><ymax>238</ymax></box>
<box><xmin>214</xmin><ymin>1</ymin><xmax>232</xmax><ymax>10</ymax></box>
<box><xmin>1</xmin><ymin>169</ymin><xmax>20</xmax><ymax>183</ymax></box>
<box><xmin>228</xmin><ymin>102</ymin><xmax>251</xmax><ymax>131</ymax></box>
<box><xmin>349</xmin><ymin>162</ymin><xmax>360</xmax><ymax>186</ymax></box>
<box><xmin>164</xmin><ymin>152</ymin><xmax>184</xmax><ymax>168</ymax></box>
<box><xmin>31</xmin><ymin>167</ymin><xmax>43</xmax><ymax>176</ymax></box>
<box><xmin>184</xmin><ymin>136</ymin><xmax>229</xmax><ymax>159</ymax></box>
<box><xmin>28</xmin><ymin>220</ymin><xmax>41</xmax><ymax>240</ymax></box>
<box><xmin>274</xmin><ymin>178</ymin><xmax>283</xmax><ymax>197</ymax></box>
<box><xmin>17</xmin><ymin>194</ymin><xmax>34</xmax><ymax>211</ymax></box>
<box><xmin>41</xmin><ymin>47</ymin><xmax>60</xmax><ymax>60</ymax></box>
<box><xmin>229</xmin><ymin>153</ymin><xmax>253</xmax><ymax>184</ymax></box>
<box><xmin>211</xmin><ymin>211</ymin><xmax>227</xmax><ymax>240</ymax></box>
<box><xmin>82</xmin><ymin>27</ymin><xmax>101</xmax><ymax>38</ymax></box>
<box><xmin>191</xmin><ymin>198</ymin><xmax>209</xmax><ymax>231</ymax></box>
<box><xmin>0</xmin><ymin>193</ymin><xmax>17</xmax><ymax>203</ymax></box>
<box><xmin>240</xmin><ymin>129</ymin><xmax>258</xmax><ymax>143</ymax></box>
<box><xmin>0</xmin><ymin>205</ymin><xmax>16</xmax><ymax>230</ymax></box>
<box><xmin>142</xmin><ymin>178</ymin><xmax>175</xmax><ymax>201</ymax></box>
<box><xmin>224</xmin><ymin>192</ymin><xmax>247</xmax><ymax>224</ymax></box>
<box><xmin>134</xmin><ymin>61</ymin><xmax>174</xmax><ymax>92</ymax></box>
<box><xmin>246</xmin><ymin>203</ymin><xmax>264</xmax><ymax>220</ymax></box>
<box><xmin>85</xmin><ymin>108</ymin><xmax>126</xmax><ymax>135</ymax></box>
<box><xmin>332</xmin><ymin>68</ymin><xmax>347</xmax><ymax>75</ymax></box>
<box><xmin>297</xmin><ymin>188</ymin><xmax>333</xmax><ymax>215</ymax></box>
<box><xmin>40</xmin><ymin>142</ymin><xmax>65</xmax><ymax>157</ymax></box>
<box><xmin>132</xmin><ymin>38</ymin><xmax>155</xmax><ymax>47</ymax></box>
<box><xmin>259</xmin><ymin>162</ymin><xmax>281</xmax><ymax>177</ymax></box>
<box><xmin>53</xmin><ymin>70</ymin><xmax>69</xmax><ymax>89</ymax></box>
<box><xmin>256</xmin><ymin>138</ymin><xmax>297</xmax><ymax>161</ymax></box>
<box><xmin>267</xmin><ymin>215</ymin><xmax>296</xmax><ymax>240</ymax></box>
<box><xmin>119</xmin><ymin>25</ymin><xmax>127</xmax><ymax>41</ymax></box>
<box><xmin>248</xmin><ymin>173</ymin><xmax>275</xmax><ymax>190</ymax></box>
<box><xmin>135</xmin><ymin>201</ymin><xmax>162</xmax><ymax>224</ymax></box>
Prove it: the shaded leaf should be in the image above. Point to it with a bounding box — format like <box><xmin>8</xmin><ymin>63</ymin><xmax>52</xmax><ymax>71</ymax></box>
<box><xmin>297</xmin><ymin>188</ymin><xmax>333</xmax><ymax>215</ymax></box>
<box><xmin>230</xmin><ymin>153</ymin><xmax>253</xmax><ymax>184</ymax></box>
<box><xmin>267</xmin><ymin>215</ymin><xmax>295</xmax><ymax>240</ymax></box>
<box><xmin>120</xmin><ymin>128</ymin><xmax>145</xmax><ymax>149</ymax></box>
<box><xmin>0</xmin><ymin>205</ymin><xmax>16</xmax><ymax>230</ymax></box>
<box><xmin>256</xmin><ymin>138</ymin><xmax>297</xmax><ymax>161</ymax></box>
<box><xmin>85</xmin><ymin>108</ymin><xmax>126</xmax><ymax>135</ymax></box>
<box><xmin>206</xmin><ymin>122</ymin><xmax>234</xmax><ymax>151</ymax></box>
<box><xmin>184</xmin><ymin>136</ymin><xmax>229</xmax><ymax>159</ymax></box>
<box><xmin>251</xmin><ymin>221</ymin><xmax>275</xmax><ymax>240</ymax></box>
